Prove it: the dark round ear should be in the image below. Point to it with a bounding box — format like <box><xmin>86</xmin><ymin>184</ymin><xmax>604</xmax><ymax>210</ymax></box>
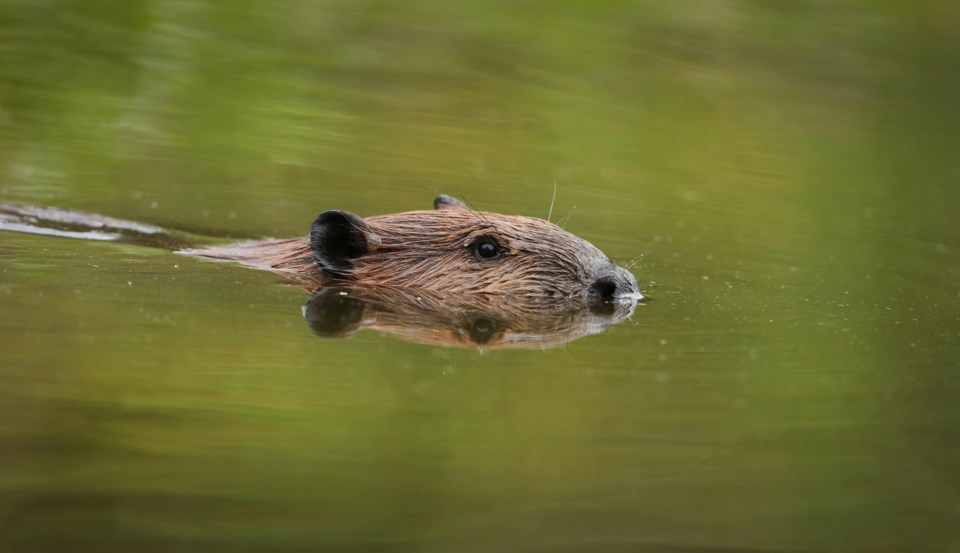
<box><xmin>434</xmin><ymin>194</ymin><xmax>469</xmax><ymax>211</ymax></box>
<box><xmin>309</xmin><ymin>210</ymin><xmax>373</xmax><ymax>276</ymax></box>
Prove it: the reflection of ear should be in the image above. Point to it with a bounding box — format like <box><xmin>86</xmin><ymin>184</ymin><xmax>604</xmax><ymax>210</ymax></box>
<box><xmin>309</xmin><ymin>211</ymin><xmax>373</xmax><ymax>276</ymax></box>
<box><xmin>433</xmin><ymin>194</ymin><xmax>469</xmax><ymax>211</ymax></box>
<box><xmin>303</xmin><ymin>289</ymin><xmax>366</xmax><ymax>338</ymax></box>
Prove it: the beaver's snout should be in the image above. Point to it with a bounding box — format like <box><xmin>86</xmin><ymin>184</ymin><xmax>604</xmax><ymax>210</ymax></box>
<box><xmin>588</xmin><ymin>262</ymin><xmax>642</xmax><ymax>302</ymax></box>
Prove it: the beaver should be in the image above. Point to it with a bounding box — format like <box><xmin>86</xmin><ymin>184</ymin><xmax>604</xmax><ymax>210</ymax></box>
<box><xmin>1</xmin><ymin>196</ymin><xmax>642</xmax><ymax>347</ymax></box>
<box><xmin>184</xmin><ymin>195</ymin><xmax>641</xmax><ymax>302</ymax></box>
<box><xmin>0</xmin><ymin>195</ymin><xmax>642</xmax><ymax>302</ymax></box>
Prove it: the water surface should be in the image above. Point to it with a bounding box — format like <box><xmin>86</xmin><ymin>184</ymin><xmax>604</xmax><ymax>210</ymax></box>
<box><xmin>1</xmin><ymin>2</ymin><xmax>959</xmax><ymax>552</ymax></box>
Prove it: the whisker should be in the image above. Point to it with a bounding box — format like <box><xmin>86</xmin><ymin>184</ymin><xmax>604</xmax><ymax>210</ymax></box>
<box><xmin>547</xmin><ymin>178</ymin><xmax>558</xmax><ymax>223</ymax></box>
<box><xmin>622</xmin><ymin>249</ymin><xmax>653</xmax><ymax>270</ymax></box>
<box><xmin>412</xmin><ymin>176</ymin><xmax>445</xmax><ymax>202</ymax></box>
<box><xmin>453</xmin><ymin>192</ymin><xmax>492</xmax><ymax>227</ymax></box>
<box><xmin>461</xmin><ymin>197</ymin><xmax>491</xmax><ymax>226</ymax></box>
<box><xmin>411</xmin><ymin>176</ymin><xmax>491</xmax><ymax>227</ymax></box>
<box><xmin>556</xmin><ymin>191</ymin><xmax>586</xmax><ymax>229</ymax></box>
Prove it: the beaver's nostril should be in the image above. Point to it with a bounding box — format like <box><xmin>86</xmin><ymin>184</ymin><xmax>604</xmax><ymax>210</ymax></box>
<box><xmin>588</xmin><ymin>277</ymin><xmax>618</xmax><ymax>301</ymax></box>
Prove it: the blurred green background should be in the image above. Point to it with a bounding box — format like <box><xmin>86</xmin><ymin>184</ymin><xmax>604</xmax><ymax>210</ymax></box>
<box><xmin>1</xmin><ymin>1</ymin><xmax>959</xmax><ymax>551</ymax></box>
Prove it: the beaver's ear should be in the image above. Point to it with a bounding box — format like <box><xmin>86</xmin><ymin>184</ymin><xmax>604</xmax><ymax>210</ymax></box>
<box><xmin>434</xmin><ymin>194</ymin><xmax>469</xmax><ymax>211</ymax></box>
<box><xmin>309</xmin><ymin>211</ymin><xmax>377</xmax><ymax>276</ymax></box>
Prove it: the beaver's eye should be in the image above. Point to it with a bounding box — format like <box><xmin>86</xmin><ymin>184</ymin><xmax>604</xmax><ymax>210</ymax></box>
<box><xmin>472</xmin><ymin>237</ymin><xmax>502</xmax><ymax>261</ymax></box>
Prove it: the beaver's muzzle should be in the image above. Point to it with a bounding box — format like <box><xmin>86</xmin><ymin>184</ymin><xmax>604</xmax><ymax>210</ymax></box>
<box><xmin>587</xmin><ymin>262</ymin><xmax>642</xmax><ymax>302</ymax></box>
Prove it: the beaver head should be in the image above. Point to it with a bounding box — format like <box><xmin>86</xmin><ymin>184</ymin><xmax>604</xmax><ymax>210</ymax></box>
<box><xmin>308</xmin><ymin>195</ymin><xmax>640</xmax><ymax>302</ymax></box>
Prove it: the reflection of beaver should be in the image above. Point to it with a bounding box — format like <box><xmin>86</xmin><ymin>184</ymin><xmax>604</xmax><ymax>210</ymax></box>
<box><xmin>304</xmin><ymin>285</ymin><xmax>638</xmax><ymax>349</ymax></box>
<box><xmin>186</xmin><ymin>195</ymin><xmax>641</xmax><ymax>302</ymax></box>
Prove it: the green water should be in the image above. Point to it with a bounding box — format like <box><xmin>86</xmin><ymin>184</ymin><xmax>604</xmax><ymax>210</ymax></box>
<box><xmin>2</xmin><ymin>2</ymin><xmax>959</xmax><ymax>551</ymax></box>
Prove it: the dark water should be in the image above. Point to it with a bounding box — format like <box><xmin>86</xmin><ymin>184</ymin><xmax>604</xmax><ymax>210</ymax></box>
<box><xmin>2</xmin><ymin>2</ymin><xmax>959</xmax><ymax>552</ymax></box>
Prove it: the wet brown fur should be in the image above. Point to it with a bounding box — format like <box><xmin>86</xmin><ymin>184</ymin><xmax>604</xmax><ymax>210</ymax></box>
<box><xmin>185</xmin><ymin>202</ymin><xmax>633</xmax><ymax>299</ymax></box>
<box><xmin>354</xmin><ymin>210</ymin><xmax>613</xmax><ymax>297</ymax></box>
<box><xmin>1</xmin><ymin>199</ymin><xmax>638</xmax><ymax>301</ymax></box>
<box><xmin>186</xmin><ymin>237</ymin><xmax>322</xmax><ymax>287</ymax></box>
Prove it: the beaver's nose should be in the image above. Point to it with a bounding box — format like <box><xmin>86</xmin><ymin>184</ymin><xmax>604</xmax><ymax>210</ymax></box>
<box><xmin>587</xmin><ymin>264</ymin><xmax>641</xmax><ymax>301</ymax></box>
